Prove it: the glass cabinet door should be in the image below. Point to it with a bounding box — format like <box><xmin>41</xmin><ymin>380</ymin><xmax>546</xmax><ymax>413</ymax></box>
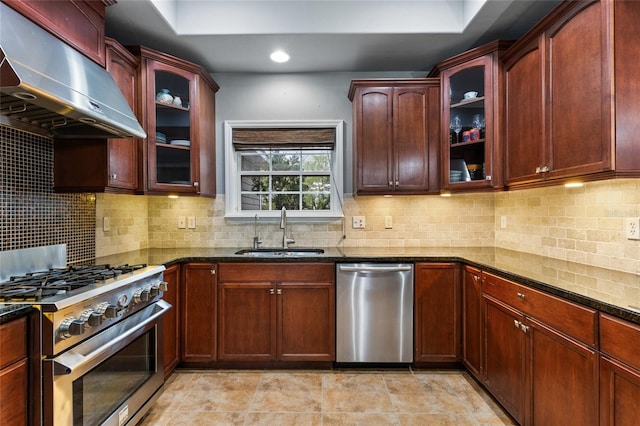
<box><xmin>147</xmin><ymin>61</ymin><xmax>198</xmax><ymax>193</ymax></box>
<box><xmin>442</xmin><ymin>56</ymin><xmax>493</xmax><ymax>189</ymax></box>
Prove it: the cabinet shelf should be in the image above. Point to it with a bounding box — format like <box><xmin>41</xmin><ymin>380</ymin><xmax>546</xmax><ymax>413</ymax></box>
<box><xmin>450</xmin><ymin>96</ymin><xmax>485</xmax><ymax>108</ymax></box>
<box><xmin>156</xmin><ymin>142</ymin><xmax>191</xmax><ymax>151</ymax></box>
<box><xmin>155</xmin><ymin>101</ymin><xmax>190</xmax><ymax>112</ymax></box>
<box><xmin>451</xmin><ymin>139</ymin><xmax>485</xmax><ymax>148</ymax></box>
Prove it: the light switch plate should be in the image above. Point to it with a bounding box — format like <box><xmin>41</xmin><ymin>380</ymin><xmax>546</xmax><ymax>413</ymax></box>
<box><xmin>385</xmin><ymin>216</ymin><xmax>393</xmax><ymax>229</ymax></box>
<box><xmin>103</xmin><ymin>217</ymin><xmax>111</xmax><ymax>232</ymax></box>
<box><xmin>188</xmin><ymin>216</ymin><xmax>196</xmax><ymax>229</ymax></box>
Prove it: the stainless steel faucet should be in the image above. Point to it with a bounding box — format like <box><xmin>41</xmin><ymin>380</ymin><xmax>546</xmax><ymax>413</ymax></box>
<box><xmin>252</xmin><ymin>214</ymin><xmax>262</xmax><ymax>249</ymax></box>
<box><xmin>280</xmin><ymin>207</ymin><xmax>295</xmax><ymax>248</ymax></box>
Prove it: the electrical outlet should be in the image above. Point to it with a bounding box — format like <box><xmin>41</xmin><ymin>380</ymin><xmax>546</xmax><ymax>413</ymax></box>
<box><xmin>188</xmin><ymin>216</ymin><xmax>196</xmax><ymax>229</ymax></box>
<box><xmin>352</xmin><ymin>216</ymin><xmax>366</xmax><ymax>229</ymax></box>
<box><xmin>625</xmin><ymin>217</ymin><xmax>640</xmax><ymax>240</ymax></box>
<box><xmin>103</xmin><ymin>217</ymin><xmax>111</xmax><ymax>232</ymax></box>
<box><xmin>500</xmin><ymin>216</ymin><xmax>507</xmax><ymax>229</ymax></box>
<box><xmin>385</xmin><ymin>216</ymin><xmax>393</xmax><ymax>229</ymax></box>
<box><xmin>178</xmin><ymin>216</ymin><xmax>186</xmax><ymax>229</ymax></box>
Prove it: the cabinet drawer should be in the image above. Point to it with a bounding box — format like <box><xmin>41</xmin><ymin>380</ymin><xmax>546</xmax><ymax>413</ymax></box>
<box><xmin>600</xmin><ymin>314</ymin><xmax>640</xmax><ymax>371</ymax></box>
<box><xmin>0</xmin><ymin>316</ymin><xmax>27</xmax><ymax>369</ymax></box>
<box><xmin>482</xmin><ymin>272</ymin><xmax>597</xmax><ymax>346</ymax></box>
<box><xmin>218</xmin><ymin>263</ymin><xmax>335</xmax><ymax>283</ymax></box>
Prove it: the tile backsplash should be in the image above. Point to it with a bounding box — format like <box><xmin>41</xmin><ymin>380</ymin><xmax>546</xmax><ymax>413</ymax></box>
<box><xmin>0</xmin><ymin>126</ymin><xmax>95</xmax><ymax>262</ymax></box>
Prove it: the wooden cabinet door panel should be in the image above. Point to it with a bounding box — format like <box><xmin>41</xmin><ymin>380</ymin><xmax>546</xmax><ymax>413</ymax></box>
<box><xmin>278</xmin><ymin>283</ymin><xmax>335</xmax><ymax>361</ymax></box>
<box><xmin>462</xmin><ymin>266</ymin><xmax>482</xmax><ymax>378</ymax></box>
<box><xmin>161</xmin><ymin>264</ymin><xmax>180</xmax><ymax>376</ymax></box>
<box><xmin>600</xmin><ymin>356</ymin><xmax>640</xmax><ymax>426</ymax></box>
<box><xmin>504</xmin><ymin>38</ymin><xmax>545</xmax><ymax>184</ymax></box>
<box><xmin>529</xmin><ymin>318</ymin><xmax>598</xmax><ymax>426</ymax></box>
<box><xmin>0</xmin><ymin>358</ymin><xmax>28</xmax><ymax>426</ymax></box>
<box><xmin>414</xmin><ymin>263</ymin><xmax>460</xmax><ymax>363</ymax></box>
<box><xmin>355</xmin><ymin>87</ymin><xmax>394</xmax><ymax>192</ymax></box>
<box><xmin>181</xmin><ymin>263</ymin><xmax>216</xmax><ymax>362</ymax></box>
<box><xmin>393</xmin><ymin>87</ymin><xmax>430</xmax><ymax>192</ymax></box>
<box><xmin>218</xmin><ymin>283</ymin><xmax>276</xmax><ymax>361</ymax></box>
<box><xmin>546</xmin><ymin>0</ymin><xmax>611</xmax><ymax>178</ymax></box>
<box><xmin>483</xmin><ymin>296</ymin><xmax>527</xmax><ymax>425</ymax></box>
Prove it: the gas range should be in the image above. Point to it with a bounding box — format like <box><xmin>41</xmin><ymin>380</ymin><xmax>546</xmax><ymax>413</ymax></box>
<box><xmin>0</xmin><ymin>245</ymin><xmax>166</xmax><ymax>356</ymax></box>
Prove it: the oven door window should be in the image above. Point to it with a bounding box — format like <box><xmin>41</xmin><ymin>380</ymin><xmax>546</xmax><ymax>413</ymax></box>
<box><xmin>72</xmin><ymin>328</ymin><xmax>156</xmax><ymax>426</ymax></box>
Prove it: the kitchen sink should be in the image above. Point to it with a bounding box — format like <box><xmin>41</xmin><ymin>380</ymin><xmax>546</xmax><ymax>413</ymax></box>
<box><xmin>234</xmin><ymin>248</ymin><xmax>325</xmax><ymax>257</ymax></box>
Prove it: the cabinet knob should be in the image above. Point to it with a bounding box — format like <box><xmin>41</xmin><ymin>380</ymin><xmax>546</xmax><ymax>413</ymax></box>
<box><xmin>541</xmin><ymin>165</ymin><xmax>550</xmax><ymax>173</ymax></box>
<box><xmin>277</xmin><ymin>288</ymin><xmax>282</xmax><ymax>295</ymax></box>
<box><xmin>517</xmin><ymin>292</ymin><xmax>526</xmax><ymax>300</ymax></box>
<box><xmin>514</xmin><ymin>319</ymin><xmax>521</xmax><ymax>329</ymax></box>
<box><xmin>520</xmin><ymin>324</ymin><xmax>530</xmax><ymax>333</ymax></box>
<box><xmin>473</xmin><ymin>275</ymin><xmax>480</xmax><ymax>282</ymax></box>
<box><xmin>269</xmin><ymin>288</ymin><xmax>275</xmax><ymax>295</ymax></box>
<box><xmin>388</xmin><ymin>181</ymin><xmax>393</xmax><ymax>186</ymax></box>
<box><xmin>395</xmin><ymin>181</ymin><xmax>399</xmax><ymax>187</ymax></box>
<box><xmin>210</xmin><ymin>269</ymin><xmax>216</xmax><ymax>275</ymax></box>
<box><xmin>535</xmin><ymin>166</ymin><xmax>542</xmax><ymax>174</ymax></box>
<box><xmin>110</xmin><ymin>173</ymin><xmax>117</xmax><ymax>180</ymax></box>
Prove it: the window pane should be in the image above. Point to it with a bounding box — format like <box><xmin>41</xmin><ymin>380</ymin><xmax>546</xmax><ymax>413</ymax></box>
<box><xmin>241</xmin><ymin>194</ymin><xmax>270</xmax><ymax>210</ymax></box>
<box><xmin>273</xmin><ymin>175</ymin><xmax>300</xmax><ymax>192</ymax></box>
<box><xmin>272</xmin><ymin>194</ymin><xmax>299</xmax><ymax>210</ymax></box>
<box><xmin>302</xmin><ymin>194</ymin><xmax>330</xmax><ymax>210</ymax></box>
<box><xmin>241</xmin><ymin>154</ymin><xmax>269</xmax><ymax>172</ymax></box>
<box><xmin>302</xmin><ymin>175</ymin><xmax>330</xmax><ymax>192</ymax></box>
<box><xmin>272</xmin><ymin>153</ymin><xmax>300</xmax><ymax>171</ymax></box>
<box><xmin>241</xmin><ymin>176</ymin><xmax>269</xmax><ymax>192</ymax></box>
<box><xmin>302</xmin><ymin>154</ymin><xmax>330</xmax><ymax>171</ymax></box>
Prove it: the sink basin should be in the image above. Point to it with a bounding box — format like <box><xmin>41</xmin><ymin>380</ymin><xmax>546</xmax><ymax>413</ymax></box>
<box><xmin>234</xmin><ymin>248</ymin><xmax>325</xmax><ymax>257</ymax></box>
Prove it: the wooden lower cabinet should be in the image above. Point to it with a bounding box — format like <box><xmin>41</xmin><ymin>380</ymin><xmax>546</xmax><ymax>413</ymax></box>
<box><xmin>414</xmin><ymin>263</ymin><xmax>460</xmax><ymax>363</ymax></box>
<box><xmin>217</xmin><ymin>263</ymin><xmax>335</xmax><ymax>363</ymax></box>
<box><xmin>161</xmin><ymin>264</ymin><xmax>180</xmax><ymax>376</ymax></box>
<box><xmin>483</xmin><ymin>273</ymin><xmax>598</xmax><ymax>426</ymax></box>
<box><xmin>483</xmin><ymin>296</ymin><xmax>527</xmax><ymax>425</ymax></box>
<box><xmin>0</xmin><ymin>316</ymin><xmax>28</xmax><ymax>426</ymax></box>
<box><xmin>181</xmin><ymin>263</ymin><xmax>217</xmax><ymax>363</ymax></box>
<box><xmin>462</xmin><ymin>265</ymin><xmax>482</xmax><ymax>378</ymax></box>
<box><xmin>599</xmin><ymin>314</ymin><xmax>640</xmax><ymax>425</ymax></box>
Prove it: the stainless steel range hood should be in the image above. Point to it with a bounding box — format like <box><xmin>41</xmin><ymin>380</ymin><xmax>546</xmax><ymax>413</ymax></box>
<box><xmin>0</xmin><ymin>3</ymin><xmax>146</xmax><ymax>139</ymax></box>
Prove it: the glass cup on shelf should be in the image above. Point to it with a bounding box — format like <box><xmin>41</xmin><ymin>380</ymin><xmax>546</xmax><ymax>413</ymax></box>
<box><xmin>451</xmin><ymin>116</ymin><xmax>462</xmax><ymax>143</ymax></box>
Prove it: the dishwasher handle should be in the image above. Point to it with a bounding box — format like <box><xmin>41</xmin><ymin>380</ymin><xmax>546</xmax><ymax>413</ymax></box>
<box><xmin>338</xmin><ymin>265</ymin><xmax>412</xmax><ymax>273</ymax></box>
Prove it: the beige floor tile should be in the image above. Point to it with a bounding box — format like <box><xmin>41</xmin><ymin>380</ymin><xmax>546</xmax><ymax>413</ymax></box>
<box><xmin>384</xmin><ymin>373</ymin><xmax>467</xmax><ymax>414</ymax></box>
<box><xmin>250</xmin><ymin>372</ymin><xmax>323</xmax><ymax>412</ymax></box>
<box><xmin>323</xmin><ymin>373</ymin><xmax>395</xmax><ymax>413</ymax></box>
<box><xmin>177</xmin><ymin>372</ymin><xmax>262</xmax><ymax>412</ymax></box>
<box><xmin>245</xmin><ymin>412</ymin><xmax>322</xmax><ymax>426</ymax></box>
<box><xmin>323</xmin><ymin>412</ymin><xmax>401</xmax><ymax>425</ymax></box>
<box><xmin>164</xmin><ymin>411</ymin><xmax>246</xmax><ymax>425</ymax></box>
<box><xmin>397</xmin><ymin>413</ymin><xmax>478</xmax><ymax>426</ymax></box>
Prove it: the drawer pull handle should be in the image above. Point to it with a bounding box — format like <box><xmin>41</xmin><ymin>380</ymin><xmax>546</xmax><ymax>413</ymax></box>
<box><xmin>517</xmin><ymin>292</ymin><xmax>526</xmax><ymax>300</ymax></box>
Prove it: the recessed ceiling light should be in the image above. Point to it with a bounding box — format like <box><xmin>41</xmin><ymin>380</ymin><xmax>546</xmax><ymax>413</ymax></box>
<box><xmin>270</xmin><ymin>50</ymin><xmax>290</xmax><ymax>63</ymax></box>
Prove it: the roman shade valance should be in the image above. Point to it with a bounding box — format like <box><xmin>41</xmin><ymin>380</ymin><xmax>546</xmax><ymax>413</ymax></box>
<box><xmin>232</xmin><ymin>128</ymin><xmax>336</xmax><ymax>150</ymax></box>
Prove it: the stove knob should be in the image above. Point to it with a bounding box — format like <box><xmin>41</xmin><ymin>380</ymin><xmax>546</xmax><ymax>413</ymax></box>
<box><xmin>80</xmin><ymin>310</ymin><xmax>103</xmax><ymax>327</ymax></box>
<box><xmin>158</xmin><ymin>281</ymin><xmax>168</xmax><ymax>292</ymax></box>
<box><xmin>104</xmin><ymin>305</ymin><xmax>119</xmax><ymax>319</ymax></box>
<box><xmin>58</xmin><ymin>318</ymin><xmax>85</xmax><ymax>339</ymax></box>
<box><xmin>133</xmin><ymin>288</ymin><xmax>150</xmax><ymax>304</ymax></box>
<box><xmin>149</xmin><ymin>283</ymin><xmax>160</xmax><ymax>297</ymax></box>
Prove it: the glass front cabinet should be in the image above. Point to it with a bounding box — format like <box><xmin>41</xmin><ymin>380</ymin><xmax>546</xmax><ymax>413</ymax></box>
<box><xmin>131</xmin><ymin>46</ymin><xmax>219</xmax><ymax>197</ymax></box>
<box><xmin>432</xmin><ymin>41</ymin><xmax>512</xmax><ymax>191</ymax></box>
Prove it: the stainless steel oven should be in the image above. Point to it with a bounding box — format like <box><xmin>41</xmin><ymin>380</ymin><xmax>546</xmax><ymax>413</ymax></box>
<box><xmin>0</xmin><ymin>245</ymin><xmax>170</xmax><ymax>426</ymax></box>
<box><xmin>44</xmin><ymin>301</ymin><xmax>170</xmax><ymax>426</ymax></box>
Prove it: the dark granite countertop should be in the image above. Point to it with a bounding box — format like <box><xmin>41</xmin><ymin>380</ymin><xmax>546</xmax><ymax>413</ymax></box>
<box><xmin>92</xmin><ymin>246</ymin><xmax>640</xmax><ymax>325</ymax></box>
<box><xmin>0</xmin><ymin>304</ymin><xmax>32</xmax><ymax>325</ymax></box>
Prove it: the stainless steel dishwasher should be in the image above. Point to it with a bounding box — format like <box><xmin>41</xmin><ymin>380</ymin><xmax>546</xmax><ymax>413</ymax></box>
<box><xmin>336</xmin><ymin>263</ymin><xmax>414</xmax><ymax>363</ymax></box>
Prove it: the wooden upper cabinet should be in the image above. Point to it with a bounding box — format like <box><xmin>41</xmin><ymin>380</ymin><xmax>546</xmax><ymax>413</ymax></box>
<box><xmin>349</xmin><ymin>79</ymin><xmax>440</xmax><ymax>195</ymax></box>
<box><xmin>2</xmin><ymin>0</ymin><xmax>108</xmax><ymax>66</ymax></box>
<box><xmin>128</xmin><ymin>46</ymin><xmax>219</xmax><ymax>197</ymax></box>
<box><xmin>430</xmin><ymin>40</ymin><xmax>512</xmax><ymax>192</ymax></box>
<box><xmin>503</xmin><ymin>0</ymin><xmax>640</xmax><ymax>187</ymax></box>
<box><xmin>54</xmin><ymin>38</ymin><xmax>140</xmax><ymax>194</ymax></box>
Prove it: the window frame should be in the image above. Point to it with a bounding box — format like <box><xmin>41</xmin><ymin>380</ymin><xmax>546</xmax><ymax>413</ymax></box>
<box><xmin>224</xmin><ymin>120</ymin><xmax>344</xmax><ymax>222</ymax></box>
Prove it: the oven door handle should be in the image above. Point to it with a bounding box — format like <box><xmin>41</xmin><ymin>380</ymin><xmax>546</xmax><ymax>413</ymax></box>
<box><xmin>50</xmin><ymin>300</ymin><xmax>171</xmax><ymax>376</ymax></box>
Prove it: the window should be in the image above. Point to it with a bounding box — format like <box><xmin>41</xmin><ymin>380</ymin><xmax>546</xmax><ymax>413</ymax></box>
<box><xmin>225</xmin><ymin>120</ymin><xmax>344</xmax><ymax>221</ymax></box>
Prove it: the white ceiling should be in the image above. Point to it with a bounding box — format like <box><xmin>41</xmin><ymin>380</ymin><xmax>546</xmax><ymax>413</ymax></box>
<box><xmin>105</xmin><ymin>0</ymin><xmax>561</xmax><ymax>74</ymax></box>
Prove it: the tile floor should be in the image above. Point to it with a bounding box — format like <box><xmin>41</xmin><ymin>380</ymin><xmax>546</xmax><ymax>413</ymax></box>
<box><xmin>139</xmin><ymin>369</ymin><xmax>515</xmax><ymax>425</ymax></box>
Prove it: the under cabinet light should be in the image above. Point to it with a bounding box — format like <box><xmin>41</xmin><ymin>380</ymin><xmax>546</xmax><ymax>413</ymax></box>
<box><xmin>168</xmin><ymin>194</ymin><xmax>179</xmax><ymax>199</ymax></box>
<box><xmin>564</xmin><ymin>181</ymin><xmax>584</xmax><ymax>188</ymax></box>
<box><xmin>440</xmin><ymin>191</ymin><xmax>452</xmax><ymax>197</ymax></box>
